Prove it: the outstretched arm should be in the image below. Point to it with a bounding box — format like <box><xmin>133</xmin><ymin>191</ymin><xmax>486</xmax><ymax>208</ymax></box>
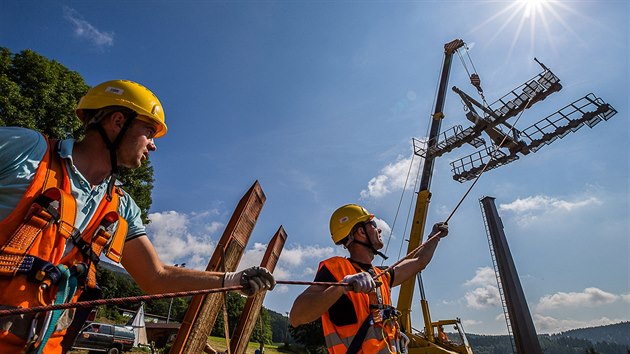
<box><xmin>289</xmin><ymin>284</ymin><xmax>345</xmax><ymax>327</ymax></box>
<box><xmin>121</xmin><ymin>235</ymin><xmax>274</xmax><ymax>296</ymax></box>
<box><xmin>390</xmin><ymin>222</ymin><xmax>447</xmax><ymax>287</ymax></box>
<box><xmin>289</xmin><ymin>272</ymin><xmax>374</xmax><ymax>327</ymax></box>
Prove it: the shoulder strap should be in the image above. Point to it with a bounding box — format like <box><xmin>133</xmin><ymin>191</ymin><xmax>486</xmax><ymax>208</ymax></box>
<box><xmin>346</xmin><ymin>314</ymin><xmax>372</xmax><ymax>354</ymax></box>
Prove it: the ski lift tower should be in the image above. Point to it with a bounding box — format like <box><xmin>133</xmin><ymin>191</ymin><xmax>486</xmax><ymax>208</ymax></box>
<box><xmin>404</xmin><ymin>39</ymin><xmax>617</xmax><ymax>354</ymax></box>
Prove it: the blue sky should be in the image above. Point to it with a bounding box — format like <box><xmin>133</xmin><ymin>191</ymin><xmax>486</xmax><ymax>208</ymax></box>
<box><xmin>1</xmin><ymin>0</ymin><xmax>627</xmax><ymax>335</ymax></box>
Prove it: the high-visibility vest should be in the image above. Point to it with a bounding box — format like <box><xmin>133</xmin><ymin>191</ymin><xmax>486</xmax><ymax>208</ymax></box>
<box><xmin>319</xmin><ymin>257</ymin><xmax>399</xmax><ymax>354</ymax></box>
<box><xmin>0</xmin><ymin>137</ymin><xmax>128</xmax><ymax>353</ymax></box>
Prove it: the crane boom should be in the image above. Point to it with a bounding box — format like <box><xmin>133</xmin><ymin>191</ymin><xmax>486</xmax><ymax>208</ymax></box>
<box><xmin>396</xmin><ymin>39</ymin><xmax>473</xmax><ymax>354</ymax></box>
<box><xmin>397</xmin><ymin>38</ymin><xmax>463</xmax><ymax>333</ymax></box>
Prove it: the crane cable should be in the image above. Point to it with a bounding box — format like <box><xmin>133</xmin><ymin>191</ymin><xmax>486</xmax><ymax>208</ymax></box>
<box><xmin>375</xmin><ymin>83</ymin><xmax>539</xmax><ymax>281</ymax></box>
<box><xmin>379</xmin><ymin>151</ymin><xmax>416</xmax><ymax>265</ymax></box>
<box><xmin>380</xmin><ymin>54</ymin><xmax>449</xmax><ymax>266</ymax></box>
<box><xmin>397</xmin><ymin>161</ymin><xmax>423</xmax><ymax>262</ymax></box>
<box><xmin>458</xmin><ymin>43</ymin><xmax>488</xmax><ymax>105</ymax></box>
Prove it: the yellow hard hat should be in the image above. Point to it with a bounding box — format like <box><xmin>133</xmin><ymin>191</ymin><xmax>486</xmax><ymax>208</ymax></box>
<box><xmin>75</xmin><ymin>80</ymin><xmax>167</xmax><ymax>138</ymax></box>
<box><xmin>329</xmin><ymin>204</ymin><xmax>374</xmax><ymax>244</ymax></box>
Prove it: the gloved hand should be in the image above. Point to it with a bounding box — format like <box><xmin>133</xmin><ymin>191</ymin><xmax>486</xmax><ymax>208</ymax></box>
<box><xmin>431</xmin><ymin>221</ymin><xmax>448</xmax><ymax>238</ymax></box>
<box><xmin>342</xmin><ymin>272</ymin><xmax>376</xmax><ymax>293</ymax></box>
<box><xmin>223</xmin><ymin>266</ymin><xmax>276</xmax><ymax>296</ymax></box>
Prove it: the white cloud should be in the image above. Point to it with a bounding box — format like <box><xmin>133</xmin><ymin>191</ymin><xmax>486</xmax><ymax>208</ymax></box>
<box><xmin>536</xmin><ymin>287</ymin><xmax>619</xmax><ymax>311</ymax></box>
<box><xmin>146</xmin><ymin>210</ymin><xmax>222</xmax><ymax>270</ymax></box>
<box><xmin>499</xmin><ymin>195</ymin><xmax>602</xmax><ymax>226</ymax></box>
<box><xmin>63</xmin><ymin>7</ymin><xmax>114</xmax><ymax>48</ymax></box>
<box><xmin>464</xmin><ymin>267</ymin><xmax>502</xmax><ymax>309</ymax></box>
<box><xmin>360</xmin><ymin>155</ymin><xmax>422</xmax><ymax>199</ymax></box>
<box><xmin>238</xmin><ymin>242</ymin><xmax>268</xmax><ymax>269</ymax></box>
<box><xmin>464</xmin><ymin>267</ymin><xmax>497</xmax><ymax>287</ymax></box>
<box><xmin>147</xmin><ymin>210</ymin><xmax>337</xmax><ymax>284</ymax></box>
<box><xmin>229</xmin><ymin>242</ymin><xmax>331</xmax><ymax>281</ymax></box>
<box><xmin>206</xmin><ymin>221</ymin><xmax>224</xmax><ymax>234</ymax></box>
<box><xmin>465</xmin><ymin>285</ymin><xmax>502</xmax><ymax>309</ymax></box>
<box><xmin>374</xmin><ymin>217</ymin><xmax>393</xmax><ymax>240</ymax></box>
<box><xmin>462</xmin><ymin>319</ymin><xmax>483</xmax><ymax>327</ymax></box>
<box><xmin>280</xmin><ymin>245</ymin><xmax>335</xmax><ymax>267</ymax></box>
<box><xmin>622</xmin><ymin>294</ymin><xmax>630</xmax><ymax>303</ymax></box>
<box><xmin>302</xmin><ymin>267</ymin><xmax>317</xmax><ymax>277</ymax></box>
<box><xmin>534</xmin><ymin>314</ymin><xmax>623</xmax><ymax>334</ymax></box>
<box><xmin>274</xmin><ymin>285</ymin><xmax>289</xmax><ymax>294</ymax></box>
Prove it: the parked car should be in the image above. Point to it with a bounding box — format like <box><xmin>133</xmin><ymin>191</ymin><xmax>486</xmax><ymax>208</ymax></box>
<box><xmin>72</xmin><ymin>322</ymin><xmax>135</xmax><ymax>354</ymax></box>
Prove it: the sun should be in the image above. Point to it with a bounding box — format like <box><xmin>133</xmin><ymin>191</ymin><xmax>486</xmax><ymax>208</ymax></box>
<box><xmin>518</xmin><ymin>0</ymin><xmax>548</xmax><ymax>18</ymax></box>
<box><xmin>470</xmin><ymin>0</ymin><xmax>574</xmax><ymax>60</ymax></box>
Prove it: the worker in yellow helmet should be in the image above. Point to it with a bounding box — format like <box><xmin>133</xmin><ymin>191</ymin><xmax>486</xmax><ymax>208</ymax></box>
<box><xmin>290</xmin><ymin>204</ymin><xmax>447</xmax><ymax>354</ymax></box>
<box><xmin>0</xmin><ymin>80</ymin><xmax>275</xmax><ymax>354</ymax></box>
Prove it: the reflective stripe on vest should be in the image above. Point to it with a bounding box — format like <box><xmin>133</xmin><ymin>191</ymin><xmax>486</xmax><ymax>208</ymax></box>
<box><xmin>319</xmin><ymin>257</ymin><xmax>396</xmax><ymax>354</ymax></box>
<box><xmin>325</xmin><ymin>325</ymin><xmax>393</xmax><ymax>353</ymax></box>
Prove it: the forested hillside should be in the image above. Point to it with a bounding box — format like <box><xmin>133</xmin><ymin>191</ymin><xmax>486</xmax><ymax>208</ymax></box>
<box><xmin>559</xmin><ymin>321</ymin><xmax>630</xmax><ymax>347</ymax></box>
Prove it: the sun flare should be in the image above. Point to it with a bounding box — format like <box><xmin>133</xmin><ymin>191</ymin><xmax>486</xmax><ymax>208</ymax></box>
<box><xmin>471</xmin><ymin>0</ymin><xmax>575</xmax><ymax>60</ymax></box>
<box><xmin>519</xmin><ymin>0</ymin><xmax>547</xmax><ymax>18</ymax></box>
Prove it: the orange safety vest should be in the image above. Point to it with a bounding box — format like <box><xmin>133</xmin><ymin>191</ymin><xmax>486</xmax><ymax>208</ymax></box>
<box><xmin>0</xmin><ymin>137</ymin><xmax>128</xmax><ymax>354</ymax></box>
<box><xmin>320</xmin><ymin>257</ymin><xmax>401</xmax><ymax>354</ymax></box>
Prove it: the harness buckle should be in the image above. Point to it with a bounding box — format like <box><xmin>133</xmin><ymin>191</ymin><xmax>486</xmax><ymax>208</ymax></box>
<box><xmin>27</xmin><ymin>257</ymin><xmax>62</xmax><ymax>287</ymax></box>
<box><xmin>59</xmin><ymin>220</ymin><xmax>81</xmax><ymax>241</ymax></box>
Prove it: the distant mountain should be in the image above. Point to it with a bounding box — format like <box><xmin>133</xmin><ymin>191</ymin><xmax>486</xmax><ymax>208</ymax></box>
<box><xmin>558</xmin><ymin>321</ymin><xmax>630</xmax><ymax>346</ymax></box>
<box><xmin>466</xmin><ymin>322</ymin><xmax>630</xmax><ymax>354</ymax></box>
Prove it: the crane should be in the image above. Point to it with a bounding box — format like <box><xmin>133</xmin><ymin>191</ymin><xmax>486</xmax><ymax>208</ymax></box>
<box><xmin>396</xmin><ymin>39</ymin><xmax>473</xmax><ymax>354</ymax></box>
<box><xmin>395</xmin><ymin>37</ymin><xmax>616</xmax><ymax>354</ymax></box>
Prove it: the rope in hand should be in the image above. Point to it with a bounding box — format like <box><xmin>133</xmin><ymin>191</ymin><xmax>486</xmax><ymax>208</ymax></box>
<box><xmin>0</xmin><ymin>281</ymin><xmax>350</xmax><ymax>318</ymax></box>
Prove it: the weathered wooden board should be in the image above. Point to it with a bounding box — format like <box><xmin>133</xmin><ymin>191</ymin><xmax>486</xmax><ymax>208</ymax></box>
<box><xmin>170</xmin><ymin>181</ymin><xmax>265</xmax><ymax>354</ymax></box>
<box><xmin>230</xmin><ymin>226</ymin><xmax>287</xmax><ymax>354</ymax></box>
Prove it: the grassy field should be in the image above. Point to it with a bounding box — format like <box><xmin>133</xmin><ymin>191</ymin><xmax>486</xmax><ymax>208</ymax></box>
<box><xmin>68</xmin><ymin>336</ymin><xmax>293</xmax><ymax>354</ymax></box>
<box><xmin>206</xmin><ymin>336</ymin><xmax>288</xmax><ymax>353</ymax></box>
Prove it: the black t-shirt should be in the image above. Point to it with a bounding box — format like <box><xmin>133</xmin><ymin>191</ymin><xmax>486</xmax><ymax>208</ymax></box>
<box><xmin>315</xmin><ymin>259</ymin><xmax>394</xmax><ymax>327</ymax></box>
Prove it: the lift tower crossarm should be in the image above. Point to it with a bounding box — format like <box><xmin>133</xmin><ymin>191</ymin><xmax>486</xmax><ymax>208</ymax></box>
<box><xmin>397</xmin><ymin>38</ymin><xmax>464</xmax><ymax>344</ymax></box>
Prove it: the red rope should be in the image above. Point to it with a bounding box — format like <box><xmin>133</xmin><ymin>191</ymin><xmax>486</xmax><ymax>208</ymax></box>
<box><xmin>0</xmin><ymin>285</ymin><xmax>245</xmax><ymax>317</ymax></box>
<box><xmin>0</xmin><ymin>281</ymin><xmax>350</xmax><ymax>317</ymax></box>
<box><xmin>277</xmin><ymin>280</ymin><xmax>348</xmax><ymax>287</ymax></box>
<box><xmin>373</xmin><ymin>232</ymin><xmax>442</xmax><ymax>281</ymax></box>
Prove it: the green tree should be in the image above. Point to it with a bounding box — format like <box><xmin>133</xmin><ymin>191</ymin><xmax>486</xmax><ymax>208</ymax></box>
<box><xmin>250</xmin><ymin>308</ymin><xmax>272</xmax><ymax>345</ymax></box>
<box><xmin>0</xmin><ymin>47</ymin><xmax>154</xmax><ymax>222</ymax></box>
<box><xmin>268</xmin><ymin>310</ymin><xmax>292</xmax><ymax>343</ymax></box>
<box><xmin>0</xmin><ymin>48</ymin><xmax>86</xmax><ymax>138</ymax></box>
<box><xmin>289</xmin><ymin>319</ymin><xmax>326</xmax><ymax>354</ymax></box>
<box><xmin>211</xmin><ymin>292</ymin><xmax>246</xmax><ymax>337</ymax></box>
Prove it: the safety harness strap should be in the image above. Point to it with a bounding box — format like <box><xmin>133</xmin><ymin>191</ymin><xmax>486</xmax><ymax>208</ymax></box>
<box><xmin>33</xmin><ymin>264</ymin><xmax>78</xmax><ymax>354</ymax></box>
<box><xmin>0</xmin><ymin>188</ymin><xmax>77</xmax><ymax>278</ymax></box>
<box><xmin>346</xmin><ymin>314</ymin><xmax>372</xmax><ymax>354</ymax></box>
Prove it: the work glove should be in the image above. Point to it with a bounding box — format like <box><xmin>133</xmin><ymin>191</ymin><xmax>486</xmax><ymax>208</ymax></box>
<box><xmin>223</xmin><ymin>266</ymin><xmax>276</xmax><ymax>296</ymax></box>
<box><xmin>431</xmin><ymin>221</ymin><xmax>448</xmax><ymax>238</ymax></box>
<box><xmin>342</xmin><ymin>272</ymin><xmax>376</xmax><ymax>293</ymax></box>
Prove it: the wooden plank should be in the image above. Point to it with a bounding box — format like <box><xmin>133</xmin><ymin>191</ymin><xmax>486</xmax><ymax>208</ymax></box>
<box><xmin>170</xmin><ymin>181</ymin><xmax>266</xmax><ymax>354</ymax></box>
<box><xmin>230</xmin><ymin>226</ymin><xmax>287</xmax><ymax>354</ymax></box>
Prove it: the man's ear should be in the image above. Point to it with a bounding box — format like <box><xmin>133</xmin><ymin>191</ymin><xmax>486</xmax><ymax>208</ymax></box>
<box><xmin>97</xmin><ymin>111</ymin><xmax>127</xmax><ymax>140</ymax></box>
<box><xmin>110</xmin><ymin>111</ymin><xmax>126</xmax><ymax>131</ymax></box>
